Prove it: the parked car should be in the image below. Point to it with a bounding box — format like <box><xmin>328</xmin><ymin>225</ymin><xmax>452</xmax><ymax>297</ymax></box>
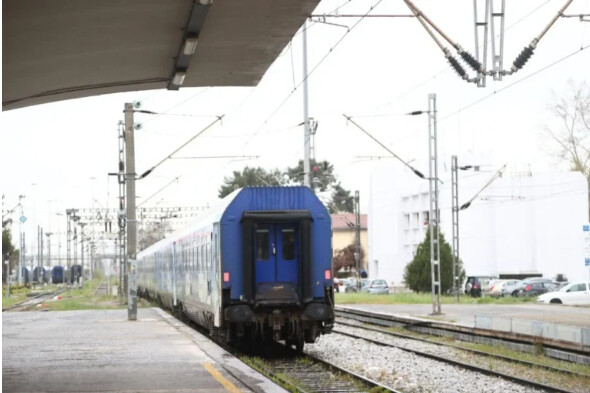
<box><xmin>334</xmin><ymin>278</ymin><xmax>352</xmax><ymax>293</ymax></box>
<box><xmin>488</xmin><ymin>279</ymin><xmax>520</xmax><ymax>297</ymax></box>
<box><xmin>537</xmin><ymin>282</ymin><xmax>590</xmax><ymax>305</ymax></box>
<box><xmin>514</xmin><ymin>278</ymin><xmax>557</xmax><ymax>297</ymax></box>
<box><xmin>464</xmin><ymin>276</ymin><xmax>496</xmax><ymax>297</ymax></box>
<box><xmin>334</xmin><ymin>278</ymin><xmax>364</xmax><ymax>293</ymax></box>
<box><xmin>361</xmin><ymin>279</ymin><xmax>389</xmax><ymax>294</ymax></box>
<box><xmin>500</xmin><ymin>280</ymin><xmax>523</xmax><ymax>296</ymax></box>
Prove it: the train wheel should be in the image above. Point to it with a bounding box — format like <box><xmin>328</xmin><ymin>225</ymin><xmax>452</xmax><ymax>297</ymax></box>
<box><xmin>295</xmin><ymin>335</ymin><xmax>304</xmax><ymax>352</ymax></box>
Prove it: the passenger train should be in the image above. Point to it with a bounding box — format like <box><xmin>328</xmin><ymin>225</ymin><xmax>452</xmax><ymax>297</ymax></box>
<box><xmin>137</xmin><ymin>186</ymin><xmax>334</xmax><ymax>350</ymax></box>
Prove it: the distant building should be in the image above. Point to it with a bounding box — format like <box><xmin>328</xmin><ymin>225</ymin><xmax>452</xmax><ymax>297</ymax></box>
<box><xmin>368</xmin><ymin>167</ymin><xmax>588</xmax><ymax>286</ymax></box>
<box><xmin>331</xmin><ymin>213</ymin><xmax>368</xmax><ymax>273</ymax></box>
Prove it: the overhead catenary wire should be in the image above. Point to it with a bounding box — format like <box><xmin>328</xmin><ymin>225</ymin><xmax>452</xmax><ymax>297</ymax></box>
<box><xmin>460</xmin><ymin>164</ymin><xmax>507</xmax><ymax>210</ymax></box>
<box><xmin>137</xmin><ymin>176</ymin><xmax>182</xmax><ymax>208</ymax></box>
<box><xmin>138</xmin><ymin>115</ymin><xmax>224</xmax><ymax>180</ymax></box>
<box><xmin>343</xmin><ymin>114</ymin><xmax>425</xmax><ymax>179</ymax></box>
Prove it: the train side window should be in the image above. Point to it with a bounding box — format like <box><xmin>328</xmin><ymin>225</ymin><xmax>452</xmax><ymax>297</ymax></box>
<box><xmin>200</xmin><ymin>245</ymin><xmax>204</xmax><ymax>271</ymax></box>
<box><xmin>282</xmin><ymin>229</ymin><xmax>295</xmax><ymax>260</ymax></box>
<box><xmin>256</xmin><ymin>230</ymin><xmax>269</xmax><ymax>260</ymax></box>
<box><xmin>207</xmin><ymin>242</ymin><xmax>211</xmax><ymax>270</ymax></box>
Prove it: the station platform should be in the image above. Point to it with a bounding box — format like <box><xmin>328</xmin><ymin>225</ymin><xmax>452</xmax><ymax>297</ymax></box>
<box><xmin>336</xmin><ymin>303</ymin><xmax>590</xmax><ymax>349</ymax></box>
<box><xmin>2</xmin><ymin>308</ymin><xmax>286</xmax><ymax>393</ymax></box>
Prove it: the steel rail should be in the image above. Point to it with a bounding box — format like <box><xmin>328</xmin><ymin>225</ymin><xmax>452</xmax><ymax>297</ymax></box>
<box><xmin>2</xmin><ymin>289</ymin><xmax>65</xmax><ymax>312</ymax></box>
<box><xmin>337</xmin><ymin>318</ymin><xmax>589</xmax><ymax>378</ymax></box>
<box><xmin>334</xmin><ymin>329</ymin><xmax>578</xmax><ymax>393</ymax></box>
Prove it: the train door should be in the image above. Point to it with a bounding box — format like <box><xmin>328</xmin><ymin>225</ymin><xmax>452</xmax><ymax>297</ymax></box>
<box><xmin>254</xmin><ymin>223</ymin><xmax>299</xmax><ymax>301</ymax></box>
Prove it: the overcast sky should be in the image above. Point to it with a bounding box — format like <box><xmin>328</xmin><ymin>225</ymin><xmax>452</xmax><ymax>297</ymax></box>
<box><xmin>2</xmin><ymin>0</ymin><xmax>589</xmax><ymax>251</ymax></box>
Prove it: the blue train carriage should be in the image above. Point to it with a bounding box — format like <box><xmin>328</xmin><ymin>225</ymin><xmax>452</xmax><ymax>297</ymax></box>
<box><xmin>137</xmin><ymin>186</ymin><xmax>334</xmax><ymax>350</ymax></box>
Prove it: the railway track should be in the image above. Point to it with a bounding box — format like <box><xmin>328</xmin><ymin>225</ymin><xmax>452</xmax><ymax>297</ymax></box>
<box><xmin>333</xmin><ymin>326</ymin><xmax>586</xmax><ymax>393</ymax></box>
<box><xmin>238</xmin><ymin>344</ymin><xmax>398</xmax><ymax>393</ymax></box>
<box><xmin>335</xmin><ymin>307</ymin><xmax>590</xmax><ymax>365</ymax></box>
<box><xmin>2</xmin><ymin>289</ymin><xmax>64</xmax><ymax>312</ymax></box>
<box><xmin>337</xmin><ymin>319</ymin><xmax>589</xmax><ymax>378</ymax></box>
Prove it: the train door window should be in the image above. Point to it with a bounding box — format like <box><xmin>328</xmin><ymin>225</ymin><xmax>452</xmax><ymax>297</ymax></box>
<box><xmin>282</xmin><ymin>229</ymin><xmax>296</xmax><ymax>260</ymax></box>
<box><xmin>256</xmin><ymin>229</ymin><xmax>270</xmax><ymax>260</ymax></box>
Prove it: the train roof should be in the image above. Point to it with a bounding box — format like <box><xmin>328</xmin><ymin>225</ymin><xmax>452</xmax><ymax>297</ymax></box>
<box><xmin>138</xmin><ymin>186</ymin><xmax>328</xmax><ymax>257</ymax></box>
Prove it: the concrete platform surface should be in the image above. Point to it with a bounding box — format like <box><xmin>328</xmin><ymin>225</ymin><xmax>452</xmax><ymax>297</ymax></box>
<box><xmin>2</xmin><ymin>308</ymin><xmax>286</xmax><ymax>393</ymax></box>
<box><xmin>338</xmin><ymin>303</ymin><xmax>590</xmax><ymax>328</ymax></box>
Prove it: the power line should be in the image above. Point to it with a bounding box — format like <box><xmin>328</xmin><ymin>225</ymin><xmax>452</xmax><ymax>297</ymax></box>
<box><xmin>138</xmin><ymin>115</ymin><xmax>224</xmax><ymax>180</ymax></box>
<box><xmin>343</xmin><ymin>114</ymin><xmax>425</xmax><ymax>179</ymax></box>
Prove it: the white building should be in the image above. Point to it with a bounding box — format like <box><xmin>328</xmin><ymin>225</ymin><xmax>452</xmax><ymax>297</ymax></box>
<box><xmin>368</xmin><ymin>166</ymin><xmax>588</xmax><ymax>286</ymax></box>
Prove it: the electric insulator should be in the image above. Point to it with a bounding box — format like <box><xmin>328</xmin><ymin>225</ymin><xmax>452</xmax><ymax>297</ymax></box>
<box><xmin>447</xmin><ymin>56</ymin><xmax>467</xmax><ymax>78</ymax></box>
<box><xmin>460</xmin><ymin>51</ymin><xmax>482</xmax><ymax>73</ymax></box>
<box><xmin>512</xmin><ymin>46</ymin><xmax>534</xmax><ymax>71</ymax></box>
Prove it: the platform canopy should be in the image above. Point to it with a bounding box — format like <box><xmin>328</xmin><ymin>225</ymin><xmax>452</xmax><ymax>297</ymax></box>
<box><xmin>2</xmin><ymin>0</ymin><xmax>319</xmax><ymax>110</ymax></box>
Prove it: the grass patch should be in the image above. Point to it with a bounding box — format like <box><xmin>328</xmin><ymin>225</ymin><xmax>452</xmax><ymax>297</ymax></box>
<box><xmin>2</xmin><ymin>285</ymin><xmax>32</xmax><ymax>308</ymax></box>
<box><xmin>335</xmin><ymin>292</ymin><xmax>537</xmax><ymax>305</ymax></box>
<box><xmin>4</xmin><ymin>278</ymin><xmax>149</xmax><ymax>312</ymax></box>
<box><xmin>461</xmin><ymin>341</ymin><xmax>590</xmax><ymax>376</ymax></box>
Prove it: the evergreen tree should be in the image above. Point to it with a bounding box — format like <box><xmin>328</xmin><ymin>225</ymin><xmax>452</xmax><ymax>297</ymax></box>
<box><xmin>403</xmin><ymin>229</ymin><xmax>465</xmax><ymax>293</ymax></box>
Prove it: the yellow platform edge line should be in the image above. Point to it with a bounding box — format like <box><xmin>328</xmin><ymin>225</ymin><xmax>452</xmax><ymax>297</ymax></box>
<box><xmin>202</xmin><ymin>362</ymin><xmax>242</xmax><ymax>393</ymax></box>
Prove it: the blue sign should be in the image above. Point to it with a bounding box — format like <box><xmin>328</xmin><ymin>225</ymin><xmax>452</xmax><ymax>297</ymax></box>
<box><xmin>586</xmin><ymin>258</ymin><xmax>590</xmax><ymax>267</ymax></box>
<box><xmin>584</xmin><ymin>225</ymin><xmax>590</xmax><ymax>232</ymax></box>
<box><xmin>19</xmin><ymin>215</ymin><xmax>27</xmax><ymax>223</ymax></box>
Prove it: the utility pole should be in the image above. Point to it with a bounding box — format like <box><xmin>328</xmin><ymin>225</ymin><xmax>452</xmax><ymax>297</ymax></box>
<box><xmin>79</xmin><ymin>222</ymin><xmax>86</xmax><ymax>286</ymax></box>
<box><xmin>354</xmin><ymin>191</ymin><xmax>361</xmax><ymax>291</ymax></box>
<box><xmin>302</xmin><ymin>20</ymin><xmax>312</xmax><ymax>189</ymax></box>
<box><xmin>5</xmin><ymin>253</ymin><xmax>10</xmax><ymax>297</ymax></box>
<box><xmin>66</xmin><ymin>210</ymin><xmax>72</xmax><ymax>286</ymax></box>
<box><xmin>18</xmin><ymin>195</ymin><xmax>25</xmax><ymax>285</ymax></box>
<box><xmin>451</xmin><ymin>156</ymin><xmax>460</xmax><ymax>301</ymax></box>
<box><xmin>124</xmin><ymin>102</ymin><xmax>138</xmax><ymax>320</ymax></box>
<box><xmin>428</xmin><ymin>93</ymin><xmax>442</xmax><ymax>315</ymax></box>
<box><xmin>115</xmin><ymin>120</ymin><xmax>126</xmax><ymax>305</ymax></box>
<box><xmin>45</xmin><ymin>232</ymin><xmax>53</xmax><ymax>271</ymax></box>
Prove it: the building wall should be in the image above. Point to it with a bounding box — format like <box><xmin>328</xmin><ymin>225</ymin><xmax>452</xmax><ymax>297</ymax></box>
<box><xmin>368</xmin><ymin>167</ymin><xmax>588</xmax><ymax>286</ymax></box>
<box><xmin>332</xmin><ymin>229</ymin><xmax>369</xmax><ymax>269</ymax></box>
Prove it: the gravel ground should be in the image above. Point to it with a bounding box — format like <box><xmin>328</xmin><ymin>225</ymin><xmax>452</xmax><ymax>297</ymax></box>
<box><xmin>305</xmin><ymin>328</ymin><xmax>547</xmax><ymax>393</ymax></box>
<box><xmin>329</xmin><ymin>322</ymin><xmax>590</xmax><ymax>393</ymax></box>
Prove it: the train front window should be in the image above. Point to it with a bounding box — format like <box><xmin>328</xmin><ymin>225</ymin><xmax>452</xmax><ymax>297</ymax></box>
<box><xmin>256</xmin><ymin>230</ymin><xmax>269</xmax><ymax>260</ymax></box>
<box><xmin>282</xmin><ymin>229</ymin><xmax>295</xmax><ymax>260</ymax></box>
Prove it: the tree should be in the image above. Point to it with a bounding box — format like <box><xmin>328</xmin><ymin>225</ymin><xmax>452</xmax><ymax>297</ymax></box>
<box><xmin>286</xmin><ymin>159</ymin><xmax>354</xmax><ymax>213</ymax></box>
<box><xmin>403</xmin><ymin>229</ymin><xmax>465</xmax><ymax>293</ymax></box>
<box><xmin>219</xmin><ymin>160</ymin><xmax>354</xmax><ymax>213</ymax></box>
<box><xmin>332</xmin><ymin>243</ymin><xmax>365</xmax><ymax>277</ymax></box>
<box><xmin>218</xmin><ymin>166</ymin><xmax>286</xmax><ymax>198</ymax></box>
<box><xmin>545</xmin><ymin>81</ymin><xmax>590</xmax><ymax>220</ymax></box>
<box><xmin>286</xmin><ymin>159</ymin><xmax>336</xmax><ymax>193</ymax></box>
<box><xmin>327</xmin><ymin>183</ymin><xmax>354</xmax><ymax>214</ymax></box>
<box><xmin>2</xmin><ymin>218</ymin><xmax>18</xmax><ymax>284</ymax></box>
